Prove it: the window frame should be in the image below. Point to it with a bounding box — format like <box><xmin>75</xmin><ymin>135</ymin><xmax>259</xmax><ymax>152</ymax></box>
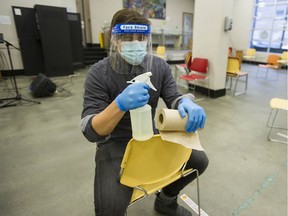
<box><xmin>250</xmin><ymin>0</ymin><xmax>288</xmax><ymax>53</ymax></box>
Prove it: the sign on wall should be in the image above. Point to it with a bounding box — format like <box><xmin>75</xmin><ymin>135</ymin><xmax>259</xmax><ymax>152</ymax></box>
<box><xmin>123</xmin><ymin>0</ymin><xmax>166</xmax><ymax>20</ymax></box>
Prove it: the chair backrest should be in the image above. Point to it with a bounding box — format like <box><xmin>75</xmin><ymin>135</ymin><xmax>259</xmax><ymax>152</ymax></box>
<box><xmin>227</xmin><ymin>57</ymin><xmax>241</xmax><ymax>73</ymax></box>
<box><xmin>281</xmin><ymin>51</ymin><xmax>288</xmax><ymax>60</ymax></box>
<box><xmin>189</xmin><ymin>58</ymin><xmax>208</xmax><ymax>74</ymax></box>
<box><xmin>235</xmin><ymin>50</ymin><xmax>243</xmax><ymax>63</ymax></box>
<box><xmin>246</xmin><ymin>48</ymin><xmax>256</xmax><ymax>56</ymax></box>
<box><xmin>120</xmin><ymin>135</ymin><xmax>192</xmax><ymax>187</ymax></box>
<box><xmin>267</xmin><ymin>54</ymin><xmax>280</xmax><ymax>65</ymax></box>
<box><xmin>156</xmin><ymin>46</ymin><xmax>166</xmax><ymax>59</ymax></box>
<box><xmin>185</xmin><ymin>51</ymin><xmax>192</xmax><ymax>68</ymax></box>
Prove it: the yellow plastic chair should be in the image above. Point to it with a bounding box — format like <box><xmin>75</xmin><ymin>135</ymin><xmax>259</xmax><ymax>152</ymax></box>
<box><xmin>226</xmin><ymin>57</ymin><xmax>248</xmax><ymax>96</ymax></box>
<box><xmin>278</xmin><ymin>51</ymin><xmax>288</xmax><ymax>65</ymax></box>
<box><xmin>266</xmin><ymin>98</ymin><xmax>288</xmax><ymax>144</ymax></box>
<box><xmin>235</xmin><ymin>50</ymin><xmax>243</xmax><ymax>64</ymax></box>
<box><xmin>119</xmin><ymin>135</ymin><xmax>201</xmax><ymax>215</ymax></box>
<box><xmin>156</xmin><ymin>46</ymin><xmax>166</xmax><ymax>59</ymax></box>
<box><xmin>243</xmin><ymin>48</ymin><xmax>256</xmax><ymax>59</ymax></box>
<box><xmin>256</xmin><ymin>54</ymin><xmax>280</xmax><ymax>80</ymax></box>
<box><xmin>281</xmin><ymin>51</ymin><xmax>288</xmax><ymax>60</ymax></box>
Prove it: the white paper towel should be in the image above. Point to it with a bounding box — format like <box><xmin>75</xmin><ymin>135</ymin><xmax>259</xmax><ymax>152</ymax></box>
<box><xmin>156</xmin><ymin>108</ymin><xmax>204</xmax><ymax>151</ymax></box>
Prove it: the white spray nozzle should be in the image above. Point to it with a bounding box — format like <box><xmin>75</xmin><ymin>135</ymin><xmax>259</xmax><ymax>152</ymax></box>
<box><xmin>127</xmin><ymin>72</ymin><xmax>157</xmax><ymax>91</ymax></box>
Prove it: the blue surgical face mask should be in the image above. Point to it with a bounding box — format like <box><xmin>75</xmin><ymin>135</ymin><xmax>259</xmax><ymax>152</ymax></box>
<box><xmin>120</xmin><ymin>41</ymin><xmax>147</xmax><ymax>65</ymax></box>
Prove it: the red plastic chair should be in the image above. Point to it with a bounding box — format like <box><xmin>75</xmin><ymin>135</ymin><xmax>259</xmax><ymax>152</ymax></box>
<box><xmin>179</xmin><ymin>58</ymin><xmax>209</xmax><ymax>99</ymax></box>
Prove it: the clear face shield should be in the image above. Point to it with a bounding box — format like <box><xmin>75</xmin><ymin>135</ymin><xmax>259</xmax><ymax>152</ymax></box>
<box><xmin>110</xmin><ymin>24</ymin><xmax>153</xmax><ymax>74</ymax></box>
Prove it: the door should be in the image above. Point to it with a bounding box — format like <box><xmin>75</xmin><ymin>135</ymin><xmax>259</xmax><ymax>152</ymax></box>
<box><xmin>35</xmin><ymin>5</ymin><xmax>73</xmax><ymax>76</ymax></box>
<box><xmin>67</xmin><ymin>12</ymin><xmax>84</xmax><ymax>69</ymax></box>
<box><xmin>75</xmin><ymin>0</ymin><xmax>92</xmax><ymax>45</ymax></box>
<box><xmin>12</xmin><ymin>6</ymin><xmax>45</xmax><ymax>75</ymax></box>
<box><xmin>182</xmin><ymin>12</ymin><xmax>193</xmax><ymax>50</ymax></box>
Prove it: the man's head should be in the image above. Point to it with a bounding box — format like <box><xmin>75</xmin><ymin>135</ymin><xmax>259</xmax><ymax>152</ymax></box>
<box><xmin>110</xmin><ymin>9</ymin><xmax>151</xmax><ymax>35</ymax></box>
<box><xmin>109</xmin><ymin>9</ymin><xmax>153</xmax><ymax>74</ymax></box>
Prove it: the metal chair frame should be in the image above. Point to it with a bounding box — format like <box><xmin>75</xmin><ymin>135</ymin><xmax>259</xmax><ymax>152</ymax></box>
<box><xmin>266</xmin><ymin>98</ymin><xmax>288</xmax><ymax>144</ymax></box>
<box><xmin>226</xmin><ymin>57</ymin><xmax>248</xmax><ymax>96</ymax></box>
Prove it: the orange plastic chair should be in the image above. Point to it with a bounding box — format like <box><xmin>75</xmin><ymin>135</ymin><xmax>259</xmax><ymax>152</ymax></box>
<box><xmin>179</xmin><ymin>57</ymin><xmax>209</xmax><ymax>99</ymax></box>
<box><xmin>226</xmin><ymin>57</ymin><xmax>248</xmax><ymax>96</ymax></box>
<box><xmin>256</xmin><ymin>54</ymin><xmax>280</xmax><ymax>80</ymax></box>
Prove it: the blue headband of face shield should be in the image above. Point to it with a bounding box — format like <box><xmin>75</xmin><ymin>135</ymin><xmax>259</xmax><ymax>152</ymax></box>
<box><xmin>111</xmin><ymin>24</ymin><xmax>151</xmax><ymax>66</ymax></box>
<box><xmin>112</xmin><ymin>24</ymin><xmax>151</xmax><ymax>35</ymax></box>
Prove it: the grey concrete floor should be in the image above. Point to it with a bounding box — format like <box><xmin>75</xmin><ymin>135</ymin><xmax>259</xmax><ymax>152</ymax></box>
<box><xmin>0</xmin><ymin>63</ymin><xmax>287</xmax><ymax>216</ymax></box>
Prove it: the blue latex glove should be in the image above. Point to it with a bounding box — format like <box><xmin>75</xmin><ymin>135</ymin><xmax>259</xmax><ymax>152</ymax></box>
<box><xmin>116</xmin><ymin>82</ymin><xmax>150</xmax><ymax>112</ymax></box>
<box><xmin>178</xmin><ymin>98</ymin><xmax>206</xmax><ymax>133</ymax></box>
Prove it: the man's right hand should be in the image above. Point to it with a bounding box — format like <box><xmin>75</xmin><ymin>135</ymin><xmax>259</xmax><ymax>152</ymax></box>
<box><xmin>115</xmin><ymin>83</ymin><xmax>150</xmax><ymax>112</ymax></box>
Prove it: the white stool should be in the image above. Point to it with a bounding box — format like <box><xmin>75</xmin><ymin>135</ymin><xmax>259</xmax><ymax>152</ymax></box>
<box><xmin>266</xmin><ymin>98</ymin><xmax>288</xmax><ymax>144</ymax></box>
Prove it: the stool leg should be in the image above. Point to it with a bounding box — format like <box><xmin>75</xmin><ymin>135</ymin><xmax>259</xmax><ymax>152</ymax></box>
<box><xmin>245</xmin><ymin>74</ymin><xmax>248</xmax><ymax>93</ymax></box>
<box><xmin>266</xmin><ymin>109</ymin><xmax>274</xmax><ymax>127</ymax></box>
<box><xmin>267</xmin><ymin>109</ymin><xmax>287</xmax><ymax>144</ymax></box>
<box><xmin>267</xmin><ymin>109</ymin><xmax>278</xmax><ymax>141</ymax></box>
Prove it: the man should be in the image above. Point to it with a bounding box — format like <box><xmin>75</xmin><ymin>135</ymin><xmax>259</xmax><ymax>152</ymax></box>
<box><xmin>80</xmin><ymin>9</ymin><xmax>209</xmax><ymax>216</ymax></box>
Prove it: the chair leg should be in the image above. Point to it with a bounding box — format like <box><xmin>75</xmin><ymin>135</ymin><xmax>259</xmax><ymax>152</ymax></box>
<box><xmin>265</xmin><ymin>68</ymin><xmax>269</xmax><ymax>79</ymax></box>
<box><xmin>266</xmin><ymin>109</ymin><xmax>274</xmax><ymax>127</ymax></box>
<box><xmin>233</xmin><ymin>75</ymin><xmax>248</xmax><ymax>96</ymax></box>
<box><xmin>269</xmin><ymin>69</ymin><xmax>278</xmax><ymax>81</ymax></box>
<box><xmin>256</xmin><ymin>67</ymin><xmax>260</xmax><ymax>78</ymax></box>
<box><xmin>191</xmin><ymin>169</ymin><xmax>201</xmax><ymax>216</ymax></box>
<box><xmin>245</xmin><ymin>74</ymin><xmax>248</xmax><ymax>92</ymax></box>
<box><xmin>233</xmin><ymin>76</ymin><xmax>239</xmax><ymax>96</ymax></box>
<box><xmin>267</xmin><ymin>109</ymin><xmax>288</xmax><ymax>144</ymax></box>
<box><xmin>229</xmin><ymin>77</ymin><xmax>232</xmax><ymax>90</ymax></box>
<box><xmin>256</xmin><ymin>67</ymin><xmax>268</xmax><ymax>79</ymax></box>
<box><xmin>207</xmin><ymin>80</ymin><xmax>210</xmax><ymax>98</ymax></box>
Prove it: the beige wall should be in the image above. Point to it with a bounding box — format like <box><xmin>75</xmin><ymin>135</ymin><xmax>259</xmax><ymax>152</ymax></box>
<box><xmin>230</xmin><ymin>0</ymin><xmax>254</xmax><ymax>51</ymax></box>
<box><xmin>0</xmin><ymin>0</ymin><xmax>255</xmax><ymax>71</ymax></box>
<box><xmin>89</xmin><ymin>0</ymin><xmax>194</xmax><ymax>44</ymax></box>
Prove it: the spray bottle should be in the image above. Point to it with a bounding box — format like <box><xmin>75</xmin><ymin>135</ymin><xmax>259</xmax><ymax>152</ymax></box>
<box><xmin>127</xmin><ymin>72</ymin><xmax>157</xmax><ymax>141</ymax></box>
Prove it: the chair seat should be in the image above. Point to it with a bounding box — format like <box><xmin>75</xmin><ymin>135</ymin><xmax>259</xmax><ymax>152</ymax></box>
<box><xmin>270</xmin><ymin>98</ymin><xmax>288</xmax><ymax>110</ymax></box>
<box><xmin>258</xmin><ymin>64</ymin><xmax>279</xmax><ymax>69</ymax></box>
<box><xmin>178</xmin><ymin>63</ymin><xmax>187</xmax><ymax>68</ymax></box>
<box><xmin>180</xmin><ymin>74</ymin><xmax>207</xmax><ymax>81</ymax></box>
<box><xmin>243</xmin><ymin>55</ymin><xmax>255</xmax><ymax>59</ymax></box>
<box><xmin>227</xmin><ymin>71</ymin><xmax>248</xmax><ymax>77</ymax></box>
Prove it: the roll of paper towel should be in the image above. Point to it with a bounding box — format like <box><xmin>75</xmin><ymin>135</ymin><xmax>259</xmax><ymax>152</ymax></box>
<box><xmin>156</xmin><ymin>108</ymin><xmax>204</xmax><ymax>151</ymax></box>
<box><xmin>157</xmin><ymin>108</ymin><xmax>187</xmax><ymax>131</ymax></box>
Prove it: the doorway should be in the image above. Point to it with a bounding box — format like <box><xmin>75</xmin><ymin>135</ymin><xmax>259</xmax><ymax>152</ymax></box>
<box><xmin>75</xmin><ymin>0</ymin><xmax>92</xmax><ymax>45</ymax></box>
<box><xmin>182</xmin><ymin>12</ymin><xmax>193</xmax><ymax>50</ymax></box>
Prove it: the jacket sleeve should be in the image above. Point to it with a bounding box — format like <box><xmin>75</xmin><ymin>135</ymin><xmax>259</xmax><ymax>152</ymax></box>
<box><xmin>80</xmin><ymin>64</ymin><xmax>110</xmax><ymax>143</ymax></box>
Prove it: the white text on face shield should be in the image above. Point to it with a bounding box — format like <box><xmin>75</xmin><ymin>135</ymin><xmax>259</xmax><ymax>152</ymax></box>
<box><xmin>120</xmin><ymin>25</ymin><xmax>148</xmax><ymax>31</ymax></box>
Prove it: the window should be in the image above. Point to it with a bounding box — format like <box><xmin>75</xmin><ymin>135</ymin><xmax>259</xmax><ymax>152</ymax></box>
<box><xmin>250</xmin><ymin>0</ymin><xmax>288</xmax><ymax>53</ymax></box>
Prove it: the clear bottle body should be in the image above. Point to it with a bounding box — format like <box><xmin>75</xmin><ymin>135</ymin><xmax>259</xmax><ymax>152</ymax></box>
<box><xmin>130</xmin><ymin>104</ymin><xmax>153</xmax><ymax>141</ymax></box>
